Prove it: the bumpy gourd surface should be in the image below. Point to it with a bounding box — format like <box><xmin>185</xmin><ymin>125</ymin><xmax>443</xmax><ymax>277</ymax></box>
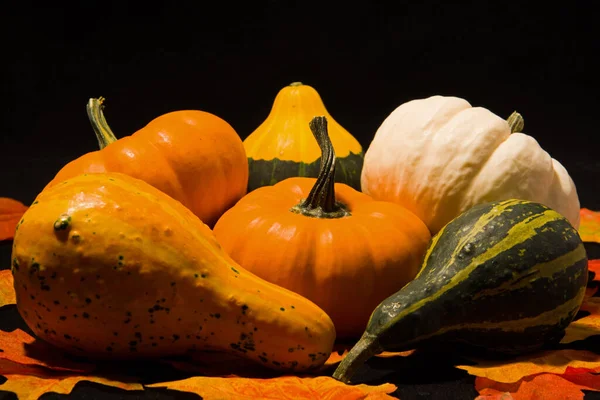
<box><xmin>361</xmin><ymin>96</ymin><xmax>580</xmax><ymax>234</ymax></box>
<box><xmin>45</xmin><ymin>110</ymin><xmax>248</xmax><ymax>227</ymax></box>
<box><xmin>11</xmin><ymin>172</ymin><xmax>335</xmax><ymax>371</ymax></box>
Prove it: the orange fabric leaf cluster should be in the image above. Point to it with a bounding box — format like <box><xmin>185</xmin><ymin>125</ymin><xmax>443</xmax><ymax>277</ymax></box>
<box><xmin>0</xmin><ymin>198</ymin><xmax>28</xmax><ymax>241</ymax></box>
<box><xmin>457</xmin><ymin>349</ymin><xmax>600</xmax><ymax>383</ymax></box>
<box><xmin>0</xmin><ymin>375</ymin><xmax>143</xmax><ymax>400</ymax></box>
<box><xmin>579</xmin><ymin>208</ymin><xmax>600</xmax><ymax>243</ymax></box>
<box><xmin>562</xmin><ymin>297</ymin><xmax>600</xmax><ymax>343</ymax></box>
<box><xmin>475</xmin><ymin>368</ymin><xmax>600</xmax><ymax>400</ymax></box>
<box><xmin>147</xmin><ymin>376</ymin><xmax>397</xmax><ymax>400</ymax></box>
<box><xmin>0</xmin><ymin>270</ymin><xmax>16</xmax><ymax>306</ymax></box>
<box><xmin>0</xmin><ymin>325</ymin><xmax>143</xmax><ymax>399</ymax></box>
<box><xmin>0</xmin><ymin>329</ymin><xmax>95</xmax><ymax>374</ymax></box>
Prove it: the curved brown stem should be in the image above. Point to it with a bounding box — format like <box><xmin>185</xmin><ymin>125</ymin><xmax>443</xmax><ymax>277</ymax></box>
<box><xmin>86</xmin><ymin>97</ymin><xmax>118</xmax><ymax>149</ymax></box>
<box><xmin>290</xmin><ymin>116</ymin><xmax>350</xmax><ymax>219</ymax></box>
<box><xmin>332</xmin><ymin>333</ymin><xmax>381</xmax><ymax>384</ymax></box>
<box><xmin>507</xmin><ymin>111</ymin><xmax>524</xmax><ymax>133</ymax></box>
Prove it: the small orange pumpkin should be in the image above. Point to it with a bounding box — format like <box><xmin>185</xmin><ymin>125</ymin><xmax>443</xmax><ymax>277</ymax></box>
<box><xmin>213</xmin><ymin>116</ymin><xmax>432</xmax><ymax>339</ymax></box>
<box><xmin>45</xmin><ymin>98</ymin><xmax>248</xmax><ymax>227</ymax></box>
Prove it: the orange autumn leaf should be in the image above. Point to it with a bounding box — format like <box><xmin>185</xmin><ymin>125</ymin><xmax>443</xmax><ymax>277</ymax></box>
<box><xmin>147</xmin><ymin>375</ymin><xmax>397</xmax><ymax>400</ymax></box>
<box><xmin>323</xmin><ymin>345</ymin><xmax>415</xmax><ymax>364</ymax></box>
<box><xmin>456</xmin><ymin>349</ymin><xmax>600</xmax><ymax>383</ymax></box>
<box><xmin>586</xmin><ymin>285</ymin><xmax>598</xmax><ymax>298</ymax></box>
<box><xmin>311</xmin><ymin>346</ymin><xmax>350</xmax><ymax>373</ymax></box>
<box><xmin>0</xmin><ymin>269</ymin><xmax>16</xmax><ymax>307</ymax></box>
<box><xmin>561</xmin><ymin>366</ymin><xmax>600</xmax><ymax>391</ymax></box>
<box><xmin>0</xmin><ymin>373</ymin><xmax>143</xmax><ymax>400</ymax></box>
<box><xmin>475</xmin><ymin>367</ymin><xmax>600</xmax><ymax>400</ymax></box>
<box><xmin>325</xmin><ymin>347</ymin><xmax>349</xmax><ymax>365</ymax></box>
<box><xmin>579</xmin><ymin>208</ymin><xmax>600</xmax><ymax>243</ymax></box>
<box><xmin>376</xmin><ymin>350</ymin><xmax>416</xmax><ymax>358</ymax></box>
<box><xmin>0</xmin><ymin>329</ymin><xmax>95</xmax><ymax>374</ymax></box>
<box><xmin>588</xmin><ymin>260</ymin><xmax>600</xmax><ymax>279</ymax></box>
<box><xmin>0</xmin><ymin>197</ymin><xmax>28</xmax><ymax>241</ymax></box>
<box><xmin>562</xmin><ymin>297</ymin><xmax>600</xmax><ymax>343</ymax></box>
<box><xmin>314</xmin><ymin>346</ymin><xmax>414</xmax><ymax>373</ymax></box>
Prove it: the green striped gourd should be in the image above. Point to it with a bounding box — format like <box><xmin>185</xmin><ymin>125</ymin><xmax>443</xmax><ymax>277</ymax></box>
<box><xmin>333</xmin><ymin>199</ymin><xmax>588</xmax><ymax>383</ymax></box>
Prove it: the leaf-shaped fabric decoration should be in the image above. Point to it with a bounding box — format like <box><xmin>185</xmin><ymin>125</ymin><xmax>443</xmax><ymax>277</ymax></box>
<box><xmin>312</xmin><ymin>347</ymin><xmax>350</xmax><ymax>373</ymax></box>
<box><xmin>562</xmin><ymin>297</ymin><xmax>600</xmax><ymax>343</ymax></box>
<box><xmin>0</xmin><ymin>270</ymin><xmax>16</xmax><ymax>307</ymax></box>
<box><xmin>0</xmin><ymin>374</ymin><xmax>143</xmax><ymax>400</ymax></box>
<box><xmin>585</xmin><ymin>259</ymin><xmax>600</xmax><ymax>297</ymax></box>
<box><xmin>579</xmin><ymin>208</ymin><xmax>600</xmax><ymax>243</ymax></box>
<box><xmin>475</xmin><ymin>366</ymin><xmax>600</xmax><ymax>400</ymax></box>
<box><xmin>588</xmin><ymin>260</ymin><xmax>600</xmax><ymax>279</ymax></box>
<box><xmin>0</xmin><ymin>329</ymin><xmax>95</xmax><ymax>374</ymax></box>
<box><xmin>0</xmin><ymin>198</ymin><xmax>28</xmax><ymax>241</ymax></box>
<box><xmin>456</xmin><ymin>349</ymin><xmax>600</xmax><ymax>383</ymax></box>
<box><xmin>147</xmin><ymin>375</ymin><xmax>397</xmax><ymax>400</ymax></box>
<box><xmin>376</xmin><ymin>350</ymin><xmax>416</xmax><ymax>358</ymax></box>
<box><xmin>311</xmin><ymin>346</ymin><xmax>415</xmax><ymax>372</ymax></box>
<box><xmin>313</xmin><ymin>344</ymin><xmax>414</xmax><ymax>372</ymax></box>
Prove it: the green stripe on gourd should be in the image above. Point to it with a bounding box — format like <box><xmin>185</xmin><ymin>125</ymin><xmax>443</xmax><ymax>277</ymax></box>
<box><xmin>333</xmin><ymin>199</ymin><xmax>588</xmax><ymax>383</ymax></box>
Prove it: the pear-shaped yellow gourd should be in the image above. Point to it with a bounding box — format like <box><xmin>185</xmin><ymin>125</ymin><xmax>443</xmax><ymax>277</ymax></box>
<box><xmin>244</xmin><ymin>82</ymin><xmax>363</xmax><ymax>191</ymax></box>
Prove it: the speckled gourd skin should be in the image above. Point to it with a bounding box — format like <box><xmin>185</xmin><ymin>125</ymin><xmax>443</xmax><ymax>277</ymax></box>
<box><xmin>11</xmin><ymin>172</ymin><xmax>335</xmax><ymax>371</ymax></box>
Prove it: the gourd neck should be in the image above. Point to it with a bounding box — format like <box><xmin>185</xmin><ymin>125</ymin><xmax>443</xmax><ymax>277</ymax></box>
<box><xmin>507</xmin><ymin>111</ymin><xmax>524</xmax><ymax>133</ymax></box>
<box><xmin>86</xmin><ymin>97</ymin><xmax>118</xmax><ymax>149</ymax></box>
<box><xmin>332</xmin><ymin>332</ymin><xmax>382</xmax><ymax>383</ymax></box>
<box><xmin>290</xmin><ymin>116</ymin><xmax>350</xmax><ymax>219</ymax></box>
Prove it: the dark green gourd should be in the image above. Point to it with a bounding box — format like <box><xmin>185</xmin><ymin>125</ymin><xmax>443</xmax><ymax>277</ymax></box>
<box><xmin>333</xmin><ymin>199</ymin><xmax>588</xmax><ymax>383</ymax></box>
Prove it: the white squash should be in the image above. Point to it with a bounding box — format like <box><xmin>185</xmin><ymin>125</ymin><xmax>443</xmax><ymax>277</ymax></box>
<box><xmin>361</xmin><ymin>95</ymin><xmax>580</xmax><ymax>234</ymax></box>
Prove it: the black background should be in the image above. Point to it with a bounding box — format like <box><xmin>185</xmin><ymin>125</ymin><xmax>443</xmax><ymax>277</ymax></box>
<box><xmin>3</xmin><ymin>1</ymin><xmax>600</xmax><ymax>208</ymax></box>
<box><xmin>2</xmin><ymin>1</ymin><xmax>600</xmax><ymax>399</ymax></box>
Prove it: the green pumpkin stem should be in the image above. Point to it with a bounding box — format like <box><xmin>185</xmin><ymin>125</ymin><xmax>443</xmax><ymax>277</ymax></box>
<box><xmin>507</xmin><ymin>111</ymin><xmax>524</xmax><ymax>133</ymax></box>
<box><xmin>86</xmin><ymin>97</ymin><xmax>118</xmax><ymax>149</ymax></box>
<box><xmin>290</xmin><ymin>116</ymin><xmax>350</xmax><ymax>219</ymax></box>
<box><xmin>332</xmin><ymin>332</ymin><xmax>381</xmax><ymax>384</ymax></box>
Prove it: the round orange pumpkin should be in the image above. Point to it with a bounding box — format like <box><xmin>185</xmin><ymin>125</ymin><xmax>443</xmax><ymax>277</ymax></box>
<box><xmin>213</xmin><ymin>116</ymin><xmax>431</xmax><ymax>339</ymax></box>
<box><xmin>45</xmin><ymin>98</ymin><xmax>248</xmax><ymax>227</ymax></box>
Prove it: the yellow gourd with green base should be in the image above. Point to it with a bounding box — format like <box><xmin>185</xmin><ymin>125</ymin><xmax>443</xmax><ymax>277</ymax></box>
<box><xmin>243</xmin><ymin>82</ymin><xmax>363</xmax><ymax>192</ymax></box>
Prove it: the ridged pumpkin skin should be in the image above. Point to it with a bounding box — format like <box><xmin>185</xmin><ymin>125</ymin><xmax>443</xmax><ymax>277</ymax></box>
<box><xmin>333</xmin><ymin>199</ymin><xmax>588</xmax><ymax>383</ymax></box>
<box><xmin>244</xmin><ymin>82</ymin><xmax>363</xmax><ymax>192</ymax></box>
<box><xmin>215</xmin><ymin>117</ymin><xmax>431</xmax><ymax>339</ymax></box>
<box><xmin>11</xmin><ymin>172</ymin><xmax>335</xmax><ymax>371</ymax></box>
<box><xmin>361</xmin><ymin>95</ymin><xmax>580</xmax><ymax>234</ymax></box>
<box><xmin>45</xmin><ymin>99</ymin><xmax>248</xmax><ymax>227</ymax></box>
